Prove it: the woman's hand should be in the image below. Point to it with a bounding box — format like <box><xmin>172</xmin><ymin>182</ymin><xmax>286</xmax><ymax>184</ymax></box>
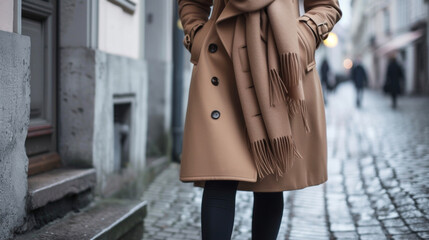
<box><xmin>178</xmin><ymin>0</ymin><xmax>213</xmax><ymax>52</ymax></box>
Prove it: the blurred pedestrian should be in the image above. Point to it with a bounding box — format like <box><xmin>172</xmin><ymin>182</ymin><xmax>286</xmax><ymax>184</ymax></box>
<box><xmin>351</xmin><ymin>58</ymin><xmax>368</xmax><ymax>108</ymax></box>
<box><xmin>320</xmin><ymin>58</ymin><xmax>330</xmax><ymax>105</ymax></box>
<box><xmin>383</xmin><ymin>53</ymin><xmax>404</xmax><ymax>109</ymax></box>
<box><xmin>178</xmin><ymin>0</ymin><xmax>342</xmax><ymax>239</ymax></box>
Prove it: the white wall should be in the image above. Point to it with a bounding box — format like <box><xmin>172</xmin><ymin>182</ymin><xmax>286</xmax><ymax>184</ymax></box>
<box><xmin>98</xmin><ymin>0</ymin><xmax>142</xmax><ymax>59</ymax></box>
<box><xmin>0</xmin><ymin>0</ymin><xmax>14</xmax><ymax>32</ymax></box>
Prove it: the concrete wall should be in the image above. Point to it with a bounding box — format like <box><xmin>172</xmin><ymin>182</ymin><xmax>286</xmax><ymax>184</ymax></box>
<box><xmin>59</xmin><ymin>0</ymin><xmax>149</xmax><ymax>196</ymax></box>
<box><xmin>98</xmin><ymin>0</ymin><xmax>142</xmax><ymax>59</ymax></box>
<box><xmin>59</xmin><ymin>48</ymin><xmax>96</xmax><ymax>167</ymax></box>
<box><xmin>0</xmin><ymin>0</ymin><xmax>14</xmax><ymax>32</ymax></box>
<box><xmin>59</xmin><ymin>47</ymin><xmax>148</xmax><ymax>195</ymax></box>
<box><xmin>94</xmin><ymin>51</ymin><xmax>148</xmax><ymax>193</ymax></box>
<box><xmin>0</xmin><ymin>30</ymin><xmax>31</xmax><ymax>240</ymax></box>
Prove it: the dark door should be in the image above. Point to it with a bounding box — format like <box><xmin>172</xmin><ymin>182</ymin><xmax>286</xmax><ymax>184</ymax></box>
<box><xmin>22</xmin><ymin>0</ymin><xmax>60</xmax><ymax>175</ymax></box>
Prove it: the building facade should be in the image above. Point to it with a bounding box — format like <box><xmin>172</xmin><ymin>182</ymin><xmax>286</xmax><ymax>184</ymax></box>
<box><xmin>0</xmin><ymin>0</ymin><xmax>174</xmax><ymax>239</ymax></box>
<box><xmin>350</xmin><ymin>0</ymin><xmax>428</xmax><ymax>94</ymax></box>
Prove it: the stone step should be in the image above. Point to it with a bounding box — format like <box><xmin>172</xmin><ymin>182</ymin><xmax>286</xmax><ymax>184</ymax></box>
<box><xmin>20</xmin><ymin>168</ymin><xmax>97</xmax><ymax>231</ymax></box>
<box><xmin>14</xmin><ymin>199</ymin><xmax>147</xmax><ymax>240</ymax></box>
<box><xmin>28</xmin><ymin>168</ymin><xmax>97</xmax><ymax>211</ymax></box>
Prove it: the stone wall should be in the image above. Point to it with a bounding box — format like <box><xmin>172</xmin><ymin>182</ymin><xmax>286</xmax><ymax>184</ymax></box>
<box><xmin>0</xmin><ymin>30</ymin><xmax>31</xmax><ymax>240</ymax></box>
<box><xmin>59</xmin><ymin>47</ymin><xmax>148</xmax><ymax>196</ymax></box>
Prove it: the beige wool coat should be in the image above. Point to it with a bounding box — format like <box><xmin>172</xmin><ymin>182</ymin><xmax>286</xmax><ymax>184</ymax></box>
<box><xmin>178</xmin><ymin>0</ymin><xmax>342</xmax><ymax>192</ymax></box>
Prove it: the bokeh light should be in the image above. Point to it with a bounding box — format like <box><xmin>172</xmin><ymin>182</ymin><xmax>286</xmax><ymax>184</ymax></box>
<box><xmin>323</xmin><ymin>32</ymin><xmax>338</xmax><ymax>48</ymax></box>
<box><xmin>177</xmin><ymin>19</ymin><xmax>183</xmax><ymax>30</ymax></box>
<box><xmin>343</xmin><ymin>58</ymin><xmax>353</xmax><ymax>69</ymax></box>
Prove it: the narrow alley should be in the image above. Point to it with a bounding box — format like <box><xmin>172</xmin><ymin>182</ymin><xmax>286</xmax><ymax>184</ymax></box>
<box><xmin>142</xmin><ymin>83</ymin><xmax>429</xmax><ymax>240</ymax></box>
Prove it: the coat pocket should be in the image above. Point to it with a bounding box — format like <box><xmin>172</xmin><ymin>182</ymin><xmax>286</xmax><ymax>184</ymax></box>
<box><xmin>190</xmin><ymin>22</ymin><xmax>210</xmax><ymax>65</ymax></box>
<box><xmin>297</xmin><ymin>21</ymin><xmax>317</xmax><ymax>73</ymax></box>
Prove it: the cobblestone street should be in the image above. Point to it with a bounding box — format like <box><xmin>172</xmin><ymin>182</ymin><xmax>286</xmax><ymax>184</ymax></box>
<box><xmin>141</xmin><ymin>83</ymin><xmax>429</xmax><ymax>240</ymax></box>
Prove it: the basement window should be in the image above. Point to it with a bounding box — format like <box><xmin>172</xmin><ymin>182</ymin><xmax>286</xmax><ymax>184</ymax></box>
<box><xmin>113</xmin><ymin>101</ymin><xmax>132</xmax><ymax>172</ymax></box>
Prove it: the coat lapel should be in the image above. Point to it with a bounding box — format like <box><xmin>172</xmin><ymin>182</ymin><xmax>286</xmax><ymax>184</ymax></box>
<box><xmin>215</xmin><ymin>1</ymin><xmax>243</xmax><ymax>58</ymax></box>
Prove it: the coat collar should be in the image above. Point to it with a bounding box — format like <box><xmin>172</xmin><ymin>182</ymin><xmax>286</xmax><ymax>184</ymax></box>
<box><xmin>215</xmin><ymin>1</ymin><xmax>243</xmax><ymax>58</ymax></box>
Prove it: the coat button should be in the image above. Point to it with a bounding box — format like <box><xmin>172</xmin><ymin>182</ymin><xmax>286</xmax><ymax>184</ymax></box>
<box><xmin>208</xmin><ymin>43</ymin><xmax>218</xmax><ymax>53</ymax></box>
<box><xmin>211</xmin><ymin>110</ymin><xmax>220</xmax><ymax>119</ymax></box>
<box><xmin>211</xmin><ymin>76</ymin><xmax>219</xmax><ymax>86</ymax></box>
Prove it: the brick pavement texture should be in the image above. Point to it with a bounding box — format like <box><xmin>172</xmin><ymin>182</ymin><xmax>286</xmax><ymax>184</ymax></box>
<box><xmin>141</xmin><ymin>83</ymin><xmax>429</xmax><ymax>240</ymax></box>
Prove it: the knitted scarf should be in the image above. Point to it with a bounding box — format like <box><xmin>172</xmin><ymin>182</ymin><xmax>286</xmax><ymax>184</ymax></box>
<box><xmin>228</xmin><ymin>0</ymin><xmax>310</xmax><ymax>181</ymax></box>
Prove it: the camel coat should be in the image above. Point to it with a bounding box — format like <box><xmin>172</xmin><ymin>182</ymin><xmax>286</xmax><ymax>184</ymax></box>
<box><xmin>178</xmin><ymin>0</ymin><xmax>342</xmax><ymax>192</ymax></box>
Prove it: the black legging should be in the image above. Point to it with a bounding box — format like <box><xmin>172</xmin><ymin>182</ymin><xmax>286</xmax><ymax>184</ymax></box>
<box><xmin>201</xmin><ymin>180</ymin><xmax>284</xmax><ymax>240</ymax></box>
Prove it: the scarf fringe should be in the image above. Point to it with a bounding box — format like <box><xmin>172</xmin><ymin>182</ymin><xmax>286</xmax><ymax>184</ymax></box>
<box><xmin>250</xmin><ymin>136</ymin><xmax>303</xmax><ymax>181</ymax></box>
<box><xmin>251</xmin><ymin>139</ymin><xmax>275</xmax><ymax>179</ymax></box>
<box><xmin>280</xmin><ymin>52</ymin><xmax>301</xmax><ymax>89</ymax></box>
<box><xmin>287</xmin><ymin>98</ymin><xmax>311</xmax><ymax>133</ymax></box>
<box><xmin>270</xmin><ymin>136</ymin><xmax>302</xmax><ymax>180</ymax></box>
<box><xmin>269</xmin><ymin>68</ymin><xmax>289</xmax><ymax>107</ymax></box>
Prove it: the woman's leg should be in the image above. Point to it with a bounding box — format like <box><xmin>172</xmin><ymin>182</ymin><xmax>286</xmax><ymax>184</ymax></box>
<box><xmin>201</xmin><ymin>180</ymin><xmax>239</xmax><ymax>240</ymax></box>
<box><xmin>251</xmin><ymin>191</ymin><xmax>284</xmax><ymax>240</ymax></box>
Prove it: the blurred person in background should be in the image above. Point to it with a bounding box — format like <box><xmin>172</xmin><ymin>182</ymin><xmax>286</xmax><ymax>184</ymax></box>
<box><xmin>320</xmin><ymin>58</ymin><xmax>331</xmax><ymax>105</ymax></box>
<box><xmin>351</xmin><ymin>57</ymin><xmax>368</xmax><ymax>108</ymax></box>
<box><xmin>383</xmin><ymin>52</ymin><xmax>404</xmax><ymax>109</ymax></box>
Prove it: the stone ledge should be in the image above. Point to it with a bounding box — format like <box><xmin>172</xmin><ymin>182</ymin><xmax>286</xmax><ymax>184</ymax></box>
<box><xmin>28</xmin><ymin>168</ymin><xmax>96</xmax><ymax>210</ymax></box>
<box><xmin>91</xmin><ymin>200</ymin><xmax>147</xmax><ymax>240</ymax></box>
<box><xmin>14</xmin><ymin>199</ymin><xmax>147</xmax><ymax>240</ymax></box>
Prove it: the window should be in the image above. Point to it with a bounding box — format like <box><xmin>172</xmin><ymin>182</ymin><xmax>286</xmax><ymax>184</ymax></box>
<box><xmin>113</xmin><ymin>101</ymin><xmax>132</xmax><ymax>171</ymax></box>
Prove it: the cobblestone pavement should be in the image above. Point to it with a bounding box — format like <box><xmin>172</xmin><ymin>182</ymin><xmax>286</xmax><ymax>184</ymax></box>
<box><xmin>142</xmin><ymin>83</ymin><xmax>429</xmax><ymax>240</ymax></box>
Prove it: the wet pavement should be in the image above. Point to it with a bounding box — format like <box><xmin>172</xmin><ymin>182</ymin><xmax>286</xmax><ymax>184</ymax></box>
<box><xmin>141</xmin><ymin>82</ymin><xmax>429</xmax><ymax>240</ymax></box>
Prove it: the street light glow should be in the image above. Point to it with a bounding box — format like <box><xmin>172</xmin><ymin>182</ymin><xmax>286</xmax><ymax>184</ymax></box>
<box><xmin>323</xmin><ymin>32</ymin><xmax>338</xmax><ymax>48</ymax></box>
<box><xmin>177</xmin><ymin>19</ymin><xmax>183</xmax><ymax>30</ymax></box>
<box><xmin>343</xmin><ymin>58</ymin><xmax>353</xmax><ymax>69</ymax></box>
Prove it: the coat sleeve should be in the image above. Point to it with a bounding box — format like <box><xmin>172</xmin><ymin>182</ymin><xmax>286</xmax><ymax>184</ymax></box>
<box><xmin>298</xmin><ymin>0</ymin><xmax>342</xmax><ymax>49</ymax></box>
<box><xmin>363</xmin><ymin>66</ymin><xmax>368</xmax><ymax>86</ymax></box>
<box><xmin>178</xmin><ymin>0</ymin><xmax>213</xmax><ymax>52</ymax></box>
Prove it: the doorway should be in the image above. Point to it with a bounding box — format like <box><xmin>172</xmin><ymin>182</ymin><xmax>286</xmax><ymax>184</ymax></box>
<box><xmin>22</xmin><ymin>0</ymin><xmax>60</xmax><ymax>176</ymax></box>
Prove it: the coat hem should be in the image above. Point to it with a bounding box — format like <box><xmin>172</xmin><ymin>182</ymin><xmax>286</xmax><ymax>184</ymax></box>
<box><xmin>239</xmin><ymin>177</ymin><xmax>328</xmax><ymax>192</ymax></box>
<box><xmin>190</xmin><ymin>176</ymin><xmax>328</xmax><ymax>192</ymax></box>
<box><xmin>180</xmin><ymin>174</ymin><xmax>257</xmax><ymax>183</ymax></box>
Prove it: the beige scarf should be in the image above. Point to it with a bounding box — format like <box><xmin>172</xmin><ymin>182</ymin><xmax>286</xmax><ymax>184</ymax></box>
<box><xmin>229</xmin><ymin>0</ymin><xmax>310</xmax><ymax>181</ymax></box>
